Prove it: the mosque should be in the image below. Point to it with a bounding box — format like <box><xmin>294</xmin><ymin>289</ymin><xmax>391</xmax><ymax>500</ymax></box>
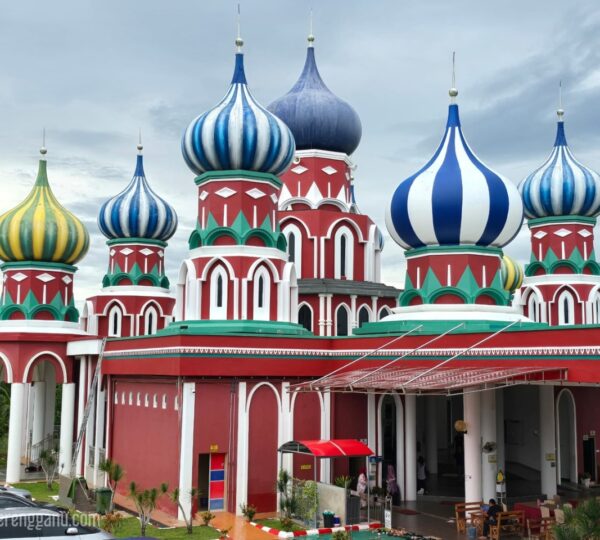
<box><xmin>0</xmin><ymin>28</ymin><xmax>599</xmax><ymax>522</ymax></box>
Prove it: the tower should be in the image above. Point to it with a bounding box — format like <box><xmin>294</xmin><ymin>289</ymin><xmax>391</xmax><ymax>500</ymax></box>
<box><xmin>83</xmin><ymin>142</ymin><xmax>178</xmax><ymax>338</ymax></box>
<box><xmin>0</xmin><ymin>147</ymin><xmax>89</xmax><ymax>324</ymax></box>
<box><xmin>177</xmin><ymin>37</ymin><xmax>299</xmax><ymax>324</ymax></box>
<box><xmin>268</xmin><ymin>35</ymin><xmax>398</xmax><ymax>336</ymax></box>
<box><xmin>519</xmin><ymin>106</ymin><xmax>600</xmax><ymax>325</ymax></box>
<box><xmin>385</xmin><ymin>84</ymin><xmax>524</xmax><ymax>320</ymax></box>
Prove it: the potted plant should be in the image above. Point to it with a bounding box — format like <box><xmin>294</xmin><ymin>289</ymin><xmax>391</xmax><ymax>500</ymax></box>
<box><xmin>579</xmin><ymin>472</ymin><xmax>592</xmax><ymax>488</ymax></box>
<box><xmin>240</xmin><ymin>502</ymin><xmax>257</xmax><ymax>522</ymax></box>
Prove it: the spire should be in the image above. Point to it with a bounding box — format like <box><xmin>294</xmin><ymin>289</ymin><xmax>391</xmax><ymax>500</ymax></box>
<box><xmin>137</xmin><ymin>128</ymin><xmax>143</xmax><ymax>154</ymax></box>
<box><xmin>308</xmin><ymin>8</ymin><xmax>315</xmax><ymax>47</ymax></box>
<box><xmin>235</xmin><ymin>3</ymin><xmax>243</xmax><ymax>52</ymax></box>
<box><xmin>449</xmin><ymin>51</ymin><xmax>458</xmax><ymax>104</ymax></box>
<box><xmin>40</xmin><ymin>128</ymin><xmax>47</xmax><ymax>158</ymax></box>
<box><xmin>554</xmin><ymin>81</ymin><xmax>567</xmax><ymax>146</ymax></box>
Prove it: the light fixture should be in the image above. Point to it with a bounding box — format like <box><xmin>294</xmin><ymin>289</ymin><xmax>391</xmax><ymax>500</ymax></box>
<box><xmin>454</xmin><ymin>420</ymin><xmax>468</xmax><ymax>434</ymax></box>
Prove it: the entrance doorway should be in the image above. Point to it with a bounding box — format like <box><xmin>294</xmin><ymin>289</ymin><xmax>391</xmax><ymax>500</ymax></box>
<box><xmin>198</xmin><ymin>453</ymin><xmax>226</xmax><ymax>512</ymax></box>
<box><xmin>557</xmin><ymin>389</ymin><xmax>577</xmax><ymax>484</ymax></box>
<box><xmin>583</xmin><ymin>437</ymin><xmax>597</xmax><ymax>483</ymax></box>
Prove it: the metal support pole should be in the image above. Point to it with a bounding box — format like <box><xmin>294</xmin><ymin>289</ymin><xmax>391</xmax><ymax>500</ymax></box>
<box><xmin>366</xmin><ymin>456</ymin><xmax>370</xmax><ymax>524</ymax></box>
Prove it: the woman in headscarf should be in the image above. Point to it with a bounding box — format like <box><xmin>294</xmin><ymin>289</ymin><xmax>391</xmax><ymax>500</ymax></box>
<box><xmin>386</xmin><ymin>464</ymin><xmax>400</xmax><ymax>501</ymax></box>
<box><xmin>356</xmin><ymin>468</ymin><xmax>368</xmax><ymax>508</ymax></box>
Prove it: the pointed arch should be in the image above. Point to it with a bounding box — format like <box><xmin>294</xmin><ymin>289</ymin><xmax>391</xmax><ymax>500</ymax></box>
<box><xmin>298</xmin><ymin>302</ymin><xmax>313</xmax><ymax>332</ymax></box>
<box><xmin>210</xmin><ymin>265</ymin><xmax>229</xmax><ymax>320</ymax></box>
<box><xmin>107</xmin><ymin>304</ymin><xmax>123</xmax><ymax>337</ymax></box>
<box><xmin>556</xmin><ymin>389</ymin><xmax>578</xmax><ymax>484</ymax></box>
<box><xmin>252</xmin><ymin>265</ymin><xmax>272</xmax><ymax>321</ymax></box>
<box><xmin>283</xmin><ymin>223</ymin><xmax>303</xmax><ymax>278</ymax></box>
<box><xmin>334</xmin><ymin>226</ymin><xmax>354</xmax><ymax>280</ymax></box>
<box><xmin>357</xmin><ymin>305</ymin><xmax>371</xmax><ymax>328</ymax></box>
<box><xmin>335</xmin><ymin>303</ymin><xmax>350</xmax><ymax>336</ymax></box>
<box><xmin>378</xmin><ymin>306</ymin><xmax>392</xmax><ymax>321</ymax></box>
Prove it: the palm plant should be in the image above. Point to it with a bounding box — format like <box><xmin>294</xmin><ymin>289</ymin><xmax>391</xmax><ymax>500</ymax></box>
<box><xmin>554</xmin><ymin>498</ymin><xmax>600</xmax><ymax>540</ymax></box>
<box><xmin>128</xmin><ymin>481</ymin><xmax>168</xmax><ymax>537</ymax></box>
<box><xmin>169</xmin><ymin>486</ymin><xmax>198</xmax><ymax>534</ymax></box>
<box><xmin>39</xmin><ymin>448</ymin><xmax>58</xmax><ymax>489</ymax></box>
<box><xmin>99</xmin><ymin>458</ymin><xmax>124</xmax><ymax>512</ymax></box>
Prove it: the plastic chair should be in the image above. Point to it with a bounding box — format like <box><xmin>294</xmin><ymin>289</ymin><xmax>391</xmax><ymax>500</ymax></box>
<box><xmin>554</xmin><ymin>508</ymin><xmax>565</xmax><ymax>524</ymax></box>
<box><xmin>540</xmin><ymin>506</ymin><xmax>551</xmax><ymax>519</ymax></box>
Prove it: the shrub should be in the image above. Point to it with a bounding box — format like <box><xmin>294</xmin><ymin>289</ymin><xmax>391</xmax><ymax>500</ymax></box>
<box><xmin>240</xmin><ymin>502</ymin><xmax>257</xmax><ymax>522</ymax></box>
<box><xmin>280</xmin><ymin>516</ymin><xmax>294</xmax><ymax>531</ymax></box>
<box><xmin>332</xmin><ymin>531</ymin><xmax>349</xmax><ymax>540</ymax></box>
<box><xmin>200</xmin><ymin>510</ymin><xmax>216</xmax><ymax>526</ymax></box>
<box><xmin>101</xmin><ymin>512</ymin><xmax>123</xmax><ymax>534</ymax></box>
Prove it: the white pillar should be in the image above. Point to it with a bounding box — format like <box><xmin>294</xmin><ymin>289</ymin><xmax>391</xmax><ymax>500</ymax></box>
<box><xmin>539</xmin><ymin>386</ymin><xmax>557</xmax><ymax>499</ymax></box>
<box><xmin>405</xmin><ymin>394</ymin><xmax>417</xmax><ymax>500</ymax></box>
<box><xmin>76</xmin><ymin>357</ymin><xmax>87</xmax><ymax>475</ymax></box>
<box><xmin>235</xmin><ymin>382</ymin><xmax>248</xmax><ymax>514</ymax></box>
<box><xmin>93</xmin><ymin>377</ymin><xmax>106</xmax><ymax>487</ymax></box>
<box><xmin>44</xmin><ymin>375</ymin><xmax>56</xmax><ymax>439</ymax></box>
<box><xmin>495</xmin><ymin>389</ymin><xmax>505</xmax><ymax>475</ymax></box>
<box><xmin>464</xmin><ymin>391</ymin><xmax>482</xmax><ymax>502</ymax></box>
<box><xmin>320</xmin><ymin>391</ymin><xmax>331</xmax><ymax>483</ymax></box>
<box><xmin>6</xmin><ymin>383</ymin><xmax>26</xmax><ymax>483</ymax></box>
<box><xmin>281</xmin><ymin>383</ymin><xmax>292</xmax><ymax>474</ymax></box>
<box><xmin>425</xmin><ymin>397</ymin><xmax>438</xmax><ymax>474</ymax></box>
<box><xmin>59</xmin><ymin>383</ymin><xmax>76</xmax><ymax>477</ymax></box>
<box><xmin>481</xmin><ymin>390</ymin><xmax>497</xmax><ymax>501</ymax></box>
<box><xmin>31</xmin><ymin>381</ymin><xmax>46</xmax><ymax>447</ymax></box>
<box><xmin>178</xmin><ymin>382</ymin><xmax>196</xmax><ymax>521</ymax></box>
<box><xmin>84</xmin><ymin>359</ymin><xmax>95</xmax><ymax>478</ymax></box>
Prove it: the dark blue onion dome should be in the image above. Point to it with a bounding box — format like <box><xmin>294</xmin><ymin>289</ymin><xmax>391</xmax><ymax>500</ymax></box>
<box><xmin>267</xmin><ymin>36</ymin><xmax>362</xmax><ymax>155</ymax></box>
<box><xmin>98</xmin><ymin>143</ymin><xmax>178</xmax><ymax>241</ymax></box>
<box><xmin>386</xmin><ymin>88</ymin><xmax>523</xmax><ymax>250</ymax></box>
<box><xmin>182</xmin><ymin>40</ymin><xmax>295</xmax><ymax>177</ymax></box>
<box><xmin>519</xmin><ymin>108</ymin><xmax>600</xmax><ymax>219</ymax></box>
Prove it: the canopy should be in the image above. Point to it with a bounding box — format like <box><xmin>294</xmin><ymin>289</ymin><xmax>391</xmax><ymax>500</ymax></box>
<box><xmin>278</xmin><ymin>439</ymin><xmax>373</xmax><ymax>458</ymax></box>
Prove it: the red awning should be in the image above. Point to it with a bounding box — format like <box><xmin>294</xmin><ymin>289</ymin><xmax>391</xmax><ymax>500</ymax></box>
<box><xmin>278</xmin><ymin>439</ymin><xmax>373</xmax><ymax>458</ymax></box>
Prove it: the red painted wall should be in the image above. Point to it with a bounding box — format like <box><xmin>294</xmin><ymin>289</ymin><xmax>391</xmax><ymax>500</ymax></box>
<box><xmin>332</xmin><ymin>393</ymin><xmax>367</xmax><ymax>478</ymax></box>
<box><xmin>569</xmin><ymin>387</ymin><xmax>600</xmax><ymax>479</ymax></box>
<box><xmin>292</xmin><ymin>392</ymin><xmax>321</xmax><ymax>480</ymax></box>
<box><xmin>247</xmin><ymin>384</ymin><xmax>279</xmax><ymax>512</ymax></box>
<box><xmin>110</xmin><ymin>380</ymin><xmax>179</xmax><ymax>514</ymax></box>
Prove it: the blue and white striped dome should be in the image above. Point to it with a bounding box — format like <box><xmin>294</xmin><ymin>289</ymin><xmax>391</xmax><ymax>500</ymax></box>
<box><xmin>386</xmin><ymin>101</ymin><xmax>523</xmax><ymax>250</ymax></box>
<box><xmin>98</xmin><ymin>149</ymin><xmax>178</xmax><ymax>242</ymax></box>
<box><xmin>182</xmin><ymin>51</ymin><xmax>295</xmax><ymax>177</ymax></box>
<box><xmin>519</xmin><ymin>115</ymin><xmax>600</xmax><ymax>219</ymax></box>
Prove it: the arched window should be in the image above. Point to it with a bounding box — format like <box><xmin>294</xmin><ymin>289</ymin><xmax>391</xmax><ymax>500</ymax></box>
<box><xmin>336</xmin><ymin>305</ymin><xmax>350</xmax><ymax>336</ymax></box>
<box><xmin>298</xmin><ymin>304</ymin><xmax>313</xmax><ymax>332</ymax></box>
<box><xmin>527</xmin><ymin>294</ymin><xmax>539</xmax><ymax>322</ymax></box>
<box><xmin>136</xmin><ymin>392</ymin><xmax>141</xmax><ymax>406</ymax></box>
<box><xmin>143</xmin><ymin>306</ymin><xmax>159</xmax><ymax>335</ymax></box>
<box><xmin>210</xmin><ymin>266</ymin><xmax>229</xmax><ymax>319</ymax></box>
<box><xmin>144</xmin><ymin>393</ymin><xmax>149</xmax><ymax>407</ymax></box>
<box><xmin>108</xmin><ymin>305</ymin><xmax>123</xmax><ymax>337</ymax></box>
<box><xmin>162</xmin><ymin>394</ymin><xmax>167</xmax><ymax>410</ymax></box>
<box><xmin>334</xmin><ymin>227</ymin><xmax>354</xmax><ymax>280</ymax></box>
<box><xmin>284</xmin><ymin>225</ymin><xmax>303</xmax><ymax>278</ymax></box>
<box><xmin>378</xmin><ymin>307</ymin><xmax>392</xmax><ymax>321</ymax></box>
<box><xmin>358</xmin><ymin>306</ymin><xmax>370</xmax><ymax>328</ymax></box>
<box><xmin>253</xmin><ymin>267</ymin><xmax>271</xmax><ymax>321</ymax></box>
<box><xmin>153</xmin><ymin>394</ymin><xmax>158</xmax><ymax>408</ymax></box>
<box><xmin>557</xmin><ymin>290</ymin><xmax>575</xmax><ymax>325</ymax></box>
<box><xmin>595</xmin><ymin>296</ymin><xmax>600</xmax><ymax>324</ymax></box>
<box><xmin>128</xmin><ymin>392</ymin><xmax>133</xmax><ymax>405</ymax></box>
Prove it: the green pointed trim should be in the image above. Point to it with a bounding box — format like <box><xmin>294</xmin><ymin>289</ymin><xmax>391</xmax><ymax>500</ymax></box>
<box><xmin>194</xmin><ymin>169</ymin><xmax>282</xmax><ymax>188</ymax></box>
<box><xmin>528</xmin><ymin>215</ymin><xmax>597</xmax><ymax>227</ymax></box>
<box><xmin>102</xmin><ymin>261</ymin><xmax>167</xmax><ymax>288</ymax></box>
<box><xmin>419</xmin><ymin>267</ymin><xmax>443</xmax><ymax>298</ymax></box>
<box><xmin>107</xmin><ymin>238</ymin><xmax>167</xmax><ymax>248</ymax></box>
<box><xmin>0</xmin><ymin>287</ymin><xmax>79</xmax><ymax>321</ymax></box>
<box><xmin>456</xmin><ymin>266</ymin><xmax>480</xmax><ymax>297</ymax></box>
<box><xmin>405</xmin><ymin>245</ymin><xmax>503</xmax><ymax>258</ymax></box>
<box><xmin>1</xmin><ymin>261</ymin><xmax>77</xmax><ymax>272</ymax></box>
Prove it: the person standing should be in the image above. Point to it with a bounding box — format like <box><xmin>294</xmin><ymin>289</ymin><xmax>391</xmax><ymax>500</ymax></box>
<box><xmin>417</xmin><ymin>456</ymin><xmax>427</xmax><ymax>494</ymax></box>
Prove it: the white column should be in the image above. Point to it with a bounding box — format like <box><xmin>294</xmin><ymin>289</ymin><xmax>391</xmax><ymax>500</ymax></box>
<box><xmin>93</xmin><ymin>377</ymin><xmax>106</xmax><ymax>487</ymax></box>
<box><xmin>178</xmin><ymin>382</ymin><xmax>196</xmax><ymax>521</ymax></box>
<box><xmin>280</xmin><ymin>383</ymin><xmax>292</xmax><ymax>473</ymax></box>
<box><xmin>367</xmin><ymin>392</ymin><xmax>376</xmax><ymax>453</ymax></box>
<box><xmin>31</xmin><ymin>381</ymin><xmax>46</xmax><ymax>447</ymax></box>
<box><xmin>495</xmin><ymin>389</ymin><xmax>505</xmax><ymax>475</ymax></box>
<box><xmin>318</xmin><ymin>295</ymin><xmax>325</xmax><ymax>336</ymax></box>
<box><xmin>235</xmin><ymin>382</ymin><xmax>248</xmax><ymax>514</ymax></box>
<box><xmin>464</xmin><ymin>391</ymin><xmax>482</xmax><ymax>502</ymax></box>
<box><xmin>481</xmin><ymin>390</ymin><xmax>497</xmax><ymax>501</ymax></box>
<box><xmin>44</xmin><ymin>375</ymin><xmax>56</xmax><ymax>439</ymax></box>
<box><xmin>84</xmin><ymin>359</ymin><xmax>95</xmax><ymax>478</ymax></box>
<box><xmin>59</xmin><ymin>383</ymin><xmax>76</xmax><ymax>477</ymax></box>
<box><xmin>539</xmin><ymin>386</ymin><xmax>557</xmax><ymax>499</ymax></box>
<box><xmin>76</xmin><ymin>357</ymin><xmax>87</xmax><ymax>475</ymax></box>
<box><xmin>320</xmin><ymin>391</ymin><xmax>331</xmax><ymax>483</ymax></box>
<box><xmin>405</xmin><ymin>394</ymin><xmax>417</xmax><ymax>501</ymax></box>
<box><xmin>6</xmin><ymin>383</ymin><xmax>26</xmax><ymax>483</ymax></box>
<box><xmin>425</xmin><ymin>397</ymin><xmax>438</xmax><ymax>475</ymax></box>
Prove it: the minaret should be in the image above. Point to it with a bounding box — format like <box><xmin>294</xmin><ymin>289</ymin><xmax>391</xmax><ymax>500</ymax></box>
<box><xmin>385</xmin><ymin>78</ymin><xmax>524</xmax><ymax>320</ymax></box>
<box><xmin>86</xmin><ymin>140</ymin><xmax>178</xmax><ymax>337</ymax></box>
<box><xmin>267</xmin><ymin>34</ymin><xmax>398</xmax><ymax>336</ymax></box>
<box><xmin>178</xmin><ymin>35</ymin><xmax>300</xmax><ymax>324</ymax></box>
<box><xmin>519</xmin><ymin>98</ymin><xmax>600</xmax><ymax>325</ymax></box>
<box><xmin>0</xmin><ymin>145</ymin><xmax>89</xmax><ymax>323</ymax></box>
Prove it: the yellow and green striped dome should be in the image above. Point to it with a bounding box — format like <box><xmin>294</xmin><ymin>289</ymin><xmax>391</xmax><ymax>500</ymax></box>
<box><xmin>0</xmin><ymin>157</ymin><xmax>89</xmax><ymax>265</ymax></box>
<box><xmin>500</xmin><ymin>254</ymin><xmax>523</xmax><ymax>293</ymax></box>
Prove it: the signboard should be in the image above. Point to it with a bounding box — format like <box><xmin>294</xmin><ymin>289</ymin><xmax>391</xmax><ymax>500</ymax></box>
<box><xmin>209</xmin><ymin>444</ymin><xmax>219</xmax><ymax>453</ymax></box>
<box><xmin>384</xmin><ymin>509</ymin><xmax>392</xmax><ymax>529</ymax></box>
<box><xmin>488</xmin><ymin>454</ymin><xmax>497</xmax><ymax>463</ymax></box>
<box><xmin>545</xmin><ymin>453</ymin><xmax>556</xmax><ymax>461</ymax></box>
<box><xmin>300</xmin><ymin>464</ymin><xmax>312</xmax><ymax>471</ymax></box>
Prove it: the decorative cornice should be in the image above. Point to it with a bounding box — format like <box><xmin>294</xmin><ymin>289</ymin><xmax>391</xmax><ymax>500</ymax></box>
<box><xmin>107</xmin><ymin>238</ymin><xmax>167</xmax><ymax>248</ymax></box>
<box><xmin>194</xmin><ymin>169</ymin><xmax>282</xmax><ymax>188</ymax></box>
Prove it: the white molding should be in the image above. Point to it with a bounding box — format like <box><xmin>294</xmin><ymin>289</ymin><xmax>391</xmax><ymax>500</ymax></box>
<box><xmin>0</xmin><ymin>352</ymin><xmax>13</xmax><ymax>383</ymax></box>
<box><xmin>0</xmin><ymin>320</ymin><xmax>88</xmax><ymax>335</ymax></box>
<box><xmin>523</xmin><ymin>274</ymin><xmax>600</xmax><ymax>286</ymax></box>
<box><xmin>66</xmin><ymin>339</ymin><xmax>103</xmax><ymax>357</ymax></box>
<box><xmin>295</xmin><ymin>149</ymin><xmax>354</xmax><ymax>165</ymax></box>
<box><xmin>388</xmin><ymin>303</ymin><xmax>531</xmax><ymax>322</ymax></box>
<box><xmin>189</xmin><ymin>245</ymin><xmax>288</xmax><ymax>261</ymax></box>
<box><xmin>252</xmin><ymin>266</ymin><xmax>271</xmax><ymax>321</ymax></box>
<box><xmin>100</xmin><ymin>286</ymin><xmax>171</xmax><ymax>295</ymax></box>
<box><xmin>235</xmin><ymin>382</ymin><xmax>248</xmax><ymax>514</ymax></box>
<box><xmin>22</xmin><ymin>351</ymin><xmax>68</xmax><ymax>384</ymax></box>
<box><xmin>325</xmin><ymin>218</ymin><xmax>366</xmax><ymax>243</ymax></box>
<box><xmin>282</xmin><ymin>224</ymin><xmax>303</xmax><ymax>278</ymax></box>
<box><xmin>334</xmin><ymin>226</ymin><xmax>355</xmax><ymax>280</ymax></box>
<box><xmin>210</xmin><ymin>266</ymin><xmax>229</xmax><ymax>320</ymax></box>
<box><xmin>555</xmin><ymin>388</ymin><xmax>578</xmax><ymax>483</ymax></box>
<box><xmin>178</xmin><ymin>382</ymin><xmax>196</xmax><ymax>521</ymax></box>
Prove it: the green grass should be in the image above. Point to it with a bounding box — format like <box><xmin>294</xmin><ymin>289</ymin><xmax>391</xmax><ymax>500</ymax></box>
<box><xmin>114</xmin><ymin>518</ymin><xmax>221</xmax><ymax>539</ymax></box>
<box><xmin>255</xmin><ymin>518</ymin><xmax>305</xmax><ymax>531</ymax></box>
<box><xmin>13</xmin><ymin>481</ymin><xmax>59</xmax><ymax>504</ymax></box>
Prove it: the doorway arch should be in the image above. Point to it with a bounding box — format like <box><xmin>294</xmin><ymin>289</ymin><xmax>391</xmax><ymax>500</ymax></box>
<box><xmin>556</xmin><ymin>389</ymin><xmax>577</xmax><ymax>484</ymax></box>
<box><xmin>377</xmin><ymin>393</ymin><xmax>404</xmax><ymax>501</ymax></box>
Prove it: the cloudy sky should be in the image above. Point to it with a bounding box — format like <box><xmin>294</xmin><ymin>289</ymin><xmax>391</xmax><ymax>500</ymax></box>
<box><xmin>1</xmin><ymin>0</ymin><xmax>600</xmax><ymax>305</ymax></box>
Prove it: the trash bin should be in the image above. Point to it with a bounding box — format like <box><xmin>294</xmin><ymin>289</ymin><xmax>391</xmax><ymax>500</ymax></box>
<box><xmin>323</xmin><ymin>511</ymin><xmax>334</xmax><ymax>528</ymax></box>
<box><xmin>333</xmin><ymin>516</ymin><xmax>341</xmax><ymax>527</ymax></box>
<box><xmin>96</xmin><ymin>488</ymin><xmax>112</xmax><ymax>515</ymax></box>
<box><xmin>467</xmin><ymin>525</ymin><xmax>477</xmax><ymax>540</ymax></box>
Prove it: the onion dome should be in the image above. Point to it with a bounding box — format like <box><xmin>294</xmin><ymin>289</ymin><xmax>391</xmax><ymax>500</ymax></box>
<box><xmin>500</xmin><ymin>254</ymin><xmax>523</xmax><ymax>293</ymax></box>
<box><xmin>268</xmin><ymin>36</ymin><xmax>362</xmax><ymax>155</ymax></box>
<box><xmin>182</xmin><ymin>42</ymin><xmax>295</xmax><ymax>177</ymax></box>
<box><xmin>0</xmin><ymin>149</ymin><xmax>89</xmax><ymax>265</ymax></box>
<box><xmin>98</xmin><ymin>143</ymin><xmax>178</xmax><ymax>242</ymax></box>
<box><xmin>386</xmin><ymin>89</ymin><xmax>523</xmax><ymax>250</ymax></box>
<box><xmin>519</xmin><ymin>109</ymin><xmax>600</xmax><ymax>218</ymax></box>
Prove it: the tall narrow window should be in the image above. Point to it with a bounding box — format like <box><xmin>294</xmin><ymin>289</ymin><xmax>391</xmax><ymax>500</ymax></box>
<box><xmin>528</xmin><ymin>295</ymin><xmax>539</xmax><ymax>322</ymax></box>
<box><xmin>358</xmin><ymin>306</ymin><xmax>370</xmax><ymax>328</ymax></box>
<box><xmin>258</xmin><ymin>276</ymin><xmax>264</xmax><ymax>308</ymax></box>
<box><xmin>336</xmin><ymin>305</ymin><xmax>349</xmax><ymax>336</ymax></box>
<box><xmin>298</xmin><ymin>304</ymin><xmax>312</xmax><ymax>332</ymax></box>
<box><xmin>108</xmin><ymin>306</ymin><xmax>122</xmax><ymax>337</ymax></box>
<box><xmin>216</xmin><ymin>275</ymin><xmax>223</xmax><ymax>307</ymax></box>
<box><xmin>340</xmin><ymin>235</ymin><xmax>347</xmax><ymax>278</ymax></box>
<box><xmin>144</xmin><ymin>306</ymin><xmax>158</xmax><ymax>335</ymax></box>
<box><xmin>288</xmin><ymin>232</ymin><xmax>296</xmax><ymax>263</ymax></box>
<box><xmin>253</xmin><ymin>268</ymin><xmax>270</xmax><ymax>321</ymax></box>
<box><xmin>557</xmin><ymin>290</ymin><xmax>574</xmax><ymax>325</ymax></box>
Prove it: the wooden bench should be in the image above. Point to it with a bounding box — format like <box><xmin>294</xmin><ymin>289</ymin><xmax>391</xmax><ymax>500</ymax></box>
<box><xmin>454</xmin><ymin>501</ymin><xmax>484</xmax><ymax>533</ymax></box>
<box><xmin>489</xmin><ymin>510</ymin><xmax>525</xmax><ymax>540</ymax></box>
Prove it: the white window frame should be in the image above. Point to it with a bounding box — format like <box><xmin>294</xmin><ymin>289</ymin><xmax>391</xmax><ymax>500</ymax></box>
<box><xmin>144</xmin><ymin>306</ymin><xmax>159</xmax><ymax>335</ymax></box>
<box><xmin>210</xmin><ymin>266</ymin><xmax>229</xmax><ymax>319</ymax></box>
<box><xmin>334</xmin><ymin>226</ymin><xmax>354</xmax><ymax>280</ymax></box>
<box><xmin>378</xmin><ymin>306</ymin><xmax>392</xmax><ymax>321</ymax></box>
<box><xmin>253</xmin><ymin>267</ymin><xmax>271</xmax><ymax>321</ymax></box>
<box><xmin>557</xmin><ymin>290</ymin><xmax>575</xmax><ymax>325</ymax></box>
<box><xmin>284</xmin><ymin>224</ymin><xmax>303</xmax><ymax>278</ymax></box>
<box><xmin>153</xmin><ymin>394</ymin><xmax>158</xmax><ymax>408</ymax></box>
<box><xmin>144</xmin><ymin>393</ymin><xmax>149</xmax><ymax>407</ymax></box>
<box><xmin>108</xmin><ymin>305</ymin><xmax>123</xmax><ymax>337</ymax></box>
<box><xmin>162</xmin><ymin>394</ymin><xmax>167</xmax><ymax>410</ymax></box>
<box><xmin>298</xmin><ymin>302</ymin><xmax>313</xmax><ymax>332</ymax></box>
<box><xmin>335</xmin><ymin>304</ymin><xmax>351</xmax><ymax>336</ymax></box>
<box><xmin>136</xmin><ymin>392</ymin><xmax>141</xmax><ymax>406</ymax></box>
<box><xmin>528</xmin><ymin>294</ymin><xmax>539</xmax><ymax>322</ymax></box>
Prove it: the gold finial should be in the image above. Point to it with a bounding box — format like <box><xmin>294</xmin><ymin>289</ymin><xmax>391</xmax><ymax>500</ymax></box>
<box><xmin>449</xmin><ymin>51</ymin><xmax>458</xmax><ymax>102</ymax></box>
<box><xmin>557</xmin><ymin>80</ymin><xmax>564</xmax><ymax>120</ymax></box>
<box><xmin>40</xmin><ymin>128</ymin><xmax>47</xmax><ymax>156</ymax></box>
<box><xmin>235</xmin><ymin>3</ymin><xmax>244</xmax><ymax>51</ymax></box>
